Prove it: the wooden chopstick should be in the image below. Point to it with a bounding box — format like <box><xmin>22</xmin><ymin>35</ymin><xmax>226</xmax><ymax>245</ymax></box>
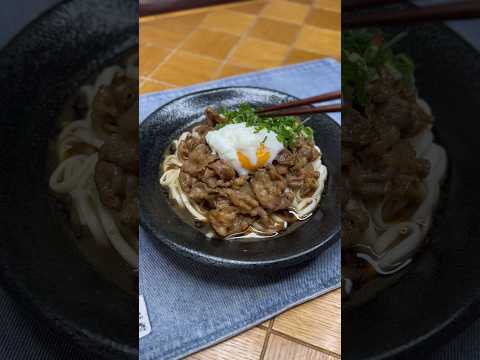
<box><xmin>256</xmin><ymin>90</ymin><xmax>341</xmax><ymax>116</ymax></box>
<box><xmin>343</xmin><ymin>1</ymin><xmax>480</xmax><ymax>27</ymax></box>
<box><xmin>259</xmin><ymin>104</ymin><xmax>342</xmax><ymax>117</ymax></box>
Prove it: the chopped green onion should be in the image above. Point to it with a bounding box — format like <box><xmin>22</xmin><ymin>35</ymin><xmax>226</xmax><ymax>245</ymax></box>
<box><xmin>216</xmin><ymin>104</ymin><xmax>314</xmax><ymax>148</ymax></box>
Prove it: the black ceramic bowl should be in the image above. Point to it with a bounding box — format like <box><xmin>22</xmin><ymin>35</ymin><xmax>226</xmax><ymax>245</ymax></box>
<box><xmin>343</xmin><ymin>23</ymin><xmax>480</xmax><ymax>360</ymax></box>
<box><xmin>0</xmin><ymin>1</ymin><xmax>137</xmax><ymax>359</ymax></box>
<box><xmin>140</xmin><ymin>87</ymin><xmax>340</xmax><ymax>269</ymax></box>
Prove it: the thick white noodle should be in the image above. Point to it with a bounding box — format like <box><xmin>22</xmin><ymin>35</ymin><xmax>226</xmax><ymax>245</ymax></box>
<box><xmin>95</xmin><ymin>192</ymin><xmax>139</xmax><ymax>268</ymax></box>
<box><xmin>355</xmin><ymin>99</ymin><xmax>447</xmax><ymax>275</ymax></box>
<box><xmin>49</xmin><ymin>63</ymin><xmax>138</xmax><ymax>267</ymax></box>
<box><xmin>57</xmin><ymin>120</ymin><xmax>104</xmax><ymax>161</ymax></box>
<box><xmin>357</xmin><ymin>252</ymin><xmax>412</xmax><ymax>275</ymax></box>
<box><xmin>159</xmin><ymin>133</ymin><xmax>208</xmax><ymax>222</ymax></box>
<box><xmin>160</xmin><ymin>132</ymin><xmax>326</xmax><ymax>233</ymax></box>
<box><xmin>50</xmin><ymin>153</ymin><xmax>109</xmax><ymax>247</ymax></box>
<box><xmin>291</xmin><ymin>146</ymin><xmax>328</xmax><ymax>217</ymax></box>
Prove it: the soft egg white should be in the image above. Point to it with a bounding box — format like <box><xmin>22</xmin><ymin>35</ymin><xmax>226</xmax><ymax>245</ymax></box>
<box><xmin>206</xmin><ymin>123</ymin><xmax>284</xmax><ymax>175</ymax></box>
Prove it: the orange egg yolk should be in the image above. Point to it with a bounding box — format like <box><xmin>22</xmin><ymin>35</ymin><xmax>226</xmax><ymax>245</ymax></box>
<box><xmin>237</xmin><ymin>144</ymin><xmax>270</xmax><ymax>171</ymax></box>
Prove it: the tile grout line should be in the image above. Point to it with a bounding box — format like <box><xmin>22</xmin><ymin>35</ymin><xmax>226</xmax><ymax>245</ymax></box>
<box><xmin>142</xmin><ymin>12</ymin><xmax>207</xmax><ymax>85</ymax></box>
<box><xmin>155</xmin><ymin>48</ymin><xmax>223</xmax><ymax>67</ymax></box>
<box><xmin>269</xmin><ymin>329</ymin><xmax>341</xmax><ymax>359</ymax></box>
<box><xmin>141</xmin><ymin>3</ymin><xmax>332</xmax><ymax>81</ymax></box>
<box><xmin>281</xmin><ymin>2</ymin><xmax>312</xmax><ymax>65</ymax></box>
<box><xmin>258</xmin><ymin>320</ymin><xmax>275</xmax><ymax>360</ymax></box>
<box><xmin>145</xmin><ymin>26</ymin><xmax>331</xmax><ymax>71</ymax></box>
<box><xmin>140</xmin><ymin>77</ymin><xmax>178</xmax><ymax>89</ymax></box>
<box><xmin>210</xmin><ymin>2</ymin><xmax>264</xmax><ymax>79</ymax></box>
<box><xmin>140</xmin><ymin>0</ymin><xmax>265</xmax><ymax>24</ymax></box>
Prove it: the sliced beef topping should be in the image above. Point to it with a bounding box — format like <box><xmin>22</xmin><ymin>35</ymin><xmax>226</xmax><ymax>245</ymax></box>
<box><xmin>189</xmin><ymin>182</ymin><xmax>212</xmax><ymax>202</ymax></box>
<box><xmin>381</xmin><ymin>142</ymin><xmax>430</xmax><ymax>179</ymax></box>
<box><xmin>171</xmin><ymin>109</ymin><xmax>325</xmax><ymax>237</ymax></box>
<box><xmin>119</xmin><ymin>174</ymin><xmax>139</xmax><ymax>230</ymax></box>
<box><xmin>382</xmin><ymin>176</ymin><xmax>426</xmax><ymax>222</ymax></box>
<box><xmin>275</xmin><ymin>164</ymin><xmax>289</xmax><ymax>175</ymax></box>
<box><xmin>373</xmin><ymin>96</ymin><xmax>431</xmax><ymax>137</ymax></box>
<box><xmin>207</xmin><ymin>206</ymin><xmax>253</xmax><ymax>237</ymax></box>
<box><xmin>201</xmin><ymin>168</ymin><xmax>218</xmax><ymax>188</ymax></box>
<box><xmin>294</xmin><ymin>137</ymin><xmax>320</xmax><ymax>163</ymax></box>
<box><xmin>349</xmin><ymin>169</ymin><xmax>391</xmax><ymax>199</ymax></box>
<box><xmin>178</xmin><ymin>135</ymin><xmax>205</xmax><ymax>161</ymax></box>
<box><xmin>193</xmin><ymin>125</ymin><xmax>212</xmax><ymax>138</ymax></box>
<box><xmin>182</xmin><ymin>143</ymin><xmax>217</xmax><ymax>175</ymax></box>
<box><xmin>95</xmin><ymin>161</ymin><xmax>125</xmax><ymax>211</ymax></box>
<box><xmin>212</xmin><ymin>196</ymin><xmax>231</xmax><ymax>209</ymax></box>
<box><xmin>287</xmin><ymin>174</ymin><xmax>304</xmax><ymax>190</ymax></box>
<box><xmin>205</xmin><ymin>108</ymin><xmax>225</xmax><ymax>127</ymax></box>
<box><xmin>300</xmin><ymin>177</ymin><xmax>319</xmax><ymax>197</ymax></box>
<box><xmin>222</xmin><ymin>185</ymin><xmax>259</xmax><ymax>214</ymax></box>
<box><xmin>251</xmin><ymin>165</ymin><xmax>293</xmax><ymax>211</ymax></box>
<box><xmin>98</xmin><ymin>133</ymin><xmax>138</xmax><ymax>173</ymax></box>
<box><xmin>209</xmin><ymin>160</ymin><xmax>236</xmax><ymax>181</ymax></box>
<box><xmin>287</xmin><ymin>163</ymin><xmax>319</xmax><ymax>195</ymax></box>
<box><xmin>179</xmin><ymin>171</ymin><xmax>194</xmax><ymax>193</ymax></box>
<box><xmin>257</xmin><ymin>214</ymin><xmax>285</xmax><ymax>232</ymax></box>
<box><xmin>92</xmin><ymin>71</ymin><xmax>139</xmax><ymax>240</ymax></box>
<box><xmin>91</xmin><ymin>72</ymin><xmax>138</xmax><ymax>141</ymax></box>
<box><xmin>342</xmin><ymin>109</ymin><xmax>375</xmax><ymax>149</ymax></box>
<box><xmin>232</xmin><ymin>175</ymin><xmax>248</xmax><ymax>188</ymax></box>
<box><xmin>275</xmin><ymin>149</ymin><xmax>295</xmax><ymax>167</ymax></box>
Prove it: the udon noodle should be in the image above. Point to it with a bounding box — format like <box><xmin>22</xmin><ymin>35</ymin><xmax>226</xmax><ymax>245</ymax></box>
<box><xmin>347</xmin><ymin>100</ymin><xmax>446</xmax><ymax>278</ymax></box>
<box><xmin>342</xmin><ymin>30</ymin><xmax>448</xmax><ymax>299</ymax></box>
<box><xmin>160</xmin><ymin>107</ymin><xmax>328</xmax><ymax>238</ymax></box>
<box><xmin>49</xmin><ymin>53</ymin><xmax>138</xmax><ymax>269</ymax></box>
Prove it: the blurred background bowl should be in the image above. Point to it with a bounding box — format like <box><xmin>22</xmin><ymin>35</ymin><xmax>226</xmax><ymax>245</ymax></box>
<box><xmin>343</xmin><ymin>21</ymin><xmax>480</xmax><ymax>360</ymax></box>
<box><xmin>0</xmin><ymin>0</ymin><xmax>138</xmax><ymax>359</ymax></box>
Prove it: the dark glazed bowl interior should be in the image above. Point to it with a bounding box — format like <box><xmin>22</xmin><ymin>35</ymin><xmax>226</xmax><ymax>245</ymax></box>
<box><xmin>0</xmin><ymin>0</ymin><xmax>137</xmax><ymax>359</ymax></box>
<box><xmin>140</xmin><ymin>87</ymin><xmax>340</xmax><ymax>268</ymax></box>
<box><xmin>343</xmin><ymin>23</ymin><xmax>480</xmax><ymax>360</ymax></box>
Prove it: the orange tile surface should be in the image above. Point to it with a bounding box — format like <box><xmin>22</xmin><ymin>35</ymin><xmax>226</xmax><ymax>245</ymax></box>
<box><xmin>180</xmin><ymin>28</ymin><xmax>240</xmax><ymax>60</ymax></box>
<box><xmin>200</xmin><ymin>10</ymin><xmax>256</xmax><ymax>35</ymax></box>
<box><xmin>261</xmin><ymin>0</ymin><xmax>310</xmax><ymax>24</ymax></box>
<box><xmin>150</xmin><ymin>50</ymin><xmax>221</xmax><ymax>86</ymax></box>
<box><xmin>187</xmin><ymin>327</ymin><xmax>267</xmax><ymax>360</ymax></box>
<box><xmin>295</xmin><ymin>26</ymin><xmax>340</xmax><ymax>59</ymax></box>
<box><xmin>139</xmin><ymin>45</ymin><xmax>171</xmax><ymax>76</ymax></box>
<box><xmin>229</xmin><ymin>37</ymin><xmax>290</xmax><ymax>68</ymax></box>
<box><xmin>140</xmin><ymin>79</ymin><xmax>176</xmax><ymax>93</ymax></box>
<box><xmin>139</xmin><ymin>1</ymin><xmax>341</xmax><ymax>358</ymax></box>
<box><xmin>284</xmin><ymin>48</ymin><xmax>323</xmax><ymax>64</ymax></box>
<box><xmin>264</xmin><ymin>334</ymin><xmax>338</xmax><ymax>360</ymax></box>
<box><xmin>248</xmin><ymin>17</ymin><xmax>301</xmax><ymax>45</ymax></box>
<box><xmin>273</xmin><ymin>289</ymin><xmax>342</xmax><ymax>354</ymax></box>
<box><xmin>305</xmin><ymin>8</ymin><xmax>341</xmax><ymax>30</ymax></box>
<box><xmin>215</xmin><ymin>63</ymin><xmax>255</xmax><ymax>78</ymax></box>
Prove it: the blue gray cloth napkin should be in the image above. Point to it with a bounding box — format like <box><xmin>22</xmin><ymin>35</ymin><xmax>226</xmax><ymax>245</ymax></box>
<box><xmin>139</xmin><ymin>59</ymin><xmax>341</xmax><ymax>360</ymax></box>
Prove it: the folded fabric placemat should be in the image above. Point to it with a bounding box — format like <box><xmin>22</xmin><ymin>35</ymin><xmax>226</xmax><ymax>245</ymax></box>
<box><xmin>139</xmin><ymin>59</ymin><xmax>341</xmax><ymax>360</ymax></box>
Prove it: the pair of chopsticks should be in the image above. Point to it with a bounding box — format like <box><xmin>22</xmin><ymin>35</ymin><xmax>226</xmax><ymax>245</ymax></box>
<box><xmin>343</xmin><ymin>0</ymin><xmax>480</xmax><ymax>27</ymax></box>
<box><xmin>256</xmin><ymin>91</ymin><xmax>341</xmax><ymax>117</ymax></box>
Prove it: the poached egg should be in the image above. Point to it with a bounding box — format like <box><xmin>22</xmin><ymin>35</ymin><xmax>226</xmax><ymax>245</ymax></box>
<box><xmin>205</xmin><ymin>123</ymin><xmax>284</xmax><ymax>175</ymax></box>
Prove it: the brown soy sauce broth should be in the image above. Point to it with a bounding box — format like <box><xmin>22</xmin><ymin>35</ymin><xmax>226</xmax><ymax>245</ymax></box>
<box><xmin>160</xmin><ymin>115</ymin><xmax>325</xmax><ymax>242</ymax></box>
<box><xmin>47</xmin><ymin>50</ymin><xmax>138</xmax><ymax>295</ymax></box>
